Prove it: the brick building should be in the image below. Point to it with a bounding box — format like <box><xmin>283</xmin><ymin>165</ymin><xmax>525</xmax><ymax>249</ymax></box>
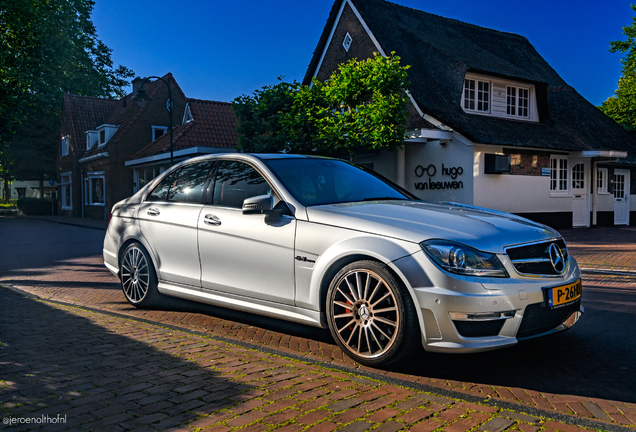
<box><xmin>57</xmin><ymin>74</ymin><xmax>186</xmax><ymax>219</ymax></box>
<box><xmin>125</xmin><ymin>98</ymin><xmax>238</xmax><ymax>194</ymax></box>
<box><xmin>305</xmin><ymin>0</ymin><xmax>636</xmax><ymax>228</ymax></box>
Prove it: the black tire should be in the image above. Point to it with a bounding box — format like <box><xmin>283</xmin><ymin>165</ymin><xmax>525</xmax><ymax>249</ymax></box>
<box><xmin>120</xmin><ymin>242</ymin><xmax>163</xmax><ymax>308</ymax></box>
<box><xmin>325</xmin><ymin>260</ymin><xmax>419</xmax><ymax>366</ymax></box>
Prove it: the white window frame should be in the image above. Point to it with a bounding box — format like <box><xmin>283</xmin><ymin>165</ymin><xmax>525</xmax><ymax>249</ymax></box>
<box><xmin>343</xmin><ymin>32</ymin><xmax>353</xmax><ymax>52</ymax></box>
<box><xmin>506</xmin><ymin>85</ymin><xmax>530</xmax><ymax>118</ymax></box>
<box><xmin>550</xmin><ymin>155</ymin><xmax>569</xmax><ymax>196</ymax></box>
<box><xmin>86</xmin><ymin>130</ymin><xmax>98</xmax><ymax>150</ymax></box>
<box><xmin>596</xmin><ymin>168</ymin><xmax>608</xmax><ymax>194</ymax></box>
<box><xmin>61</xmin><ymin>135</ymin><xmax>69</xmax><ymax>157</ymax></box>
<box><xmin>151</xmin><ymin>125</ymin><xmax>168</xmax><ymax>141</ymax></box>
<box><xmin>96</xmin><ymin>124</ymin><xmax>117</xmax><ymax>147</ymax></box>
<box><xmin>86</xmin><ymin>172</ymin><xmax>106</xmax><ymax>206</ymax></box>
<box><xmin>60</xmin><ymin>171</ymin><xmax>72</xmax><ymax>210</ymax></box>
<box><xmin>462</xmin><ymin>78</ymin><xmax>491</xmax><ymax>114</ymax></box>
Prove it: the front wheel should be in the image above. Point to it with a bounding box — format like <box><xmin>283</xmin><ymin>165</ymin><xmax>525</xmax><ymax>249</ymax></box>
<box><xmin>326</xmin><ymin>260</ymin><xmax>419</xmax><ymax>366</ymax></box>
<box><xmin>120</xmin><ymin>242</ymin><xmax>162</xmax><ymax>308</ymax></box>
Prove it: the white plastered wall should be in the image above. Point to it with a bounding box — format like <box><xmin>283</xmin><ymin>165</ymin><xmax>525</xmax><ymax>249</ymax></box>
<box><xmin>473</xmin><ymin>144</ymin><xmax>572</xmax><ymax>214</ymax></box>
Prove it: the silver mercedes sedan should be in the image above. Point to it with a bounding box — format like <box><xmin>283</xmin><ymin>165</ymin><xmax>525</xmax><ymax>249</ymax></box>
<box><xmin>104</xmin><ymin>153</ymin><xmax>583</xmax><ymax>366</ymax></box>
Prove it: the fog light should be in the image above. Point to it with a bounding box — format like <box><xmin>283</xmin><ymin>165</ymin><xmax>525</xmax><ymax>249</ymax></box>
<box><xmin>449</xmin><ymin>311</ymin><xmax>516</xmax><ymax>321</ymax></box>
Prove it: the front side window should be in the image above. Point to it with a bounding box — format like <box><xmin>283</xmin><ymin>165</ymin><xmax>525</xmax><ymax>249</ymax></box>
<box><xmin>463</xmin><ymin>79</ymin><xmax>490</xmax><ymax>113</ymax></box>
<box><xmin>213</xmin><ymin>161</ymin><xmax>272</xmax><ymax>209</ymax></box>
<box><xmin>550</xmin><ymin>156</ymin><xmax>568</xmax><ymax>194</ymax></box>
<box><xmin>507</xmin><ymin>86</ymin><xmax>529</xmax><ymax>117</ymax></box>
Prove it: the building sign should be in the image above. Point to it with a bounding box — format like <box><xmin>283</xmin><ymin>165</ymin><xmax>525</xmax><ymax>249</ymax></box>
<box><xmin>414</xmin><ymin>164</ymin><xmax>464</xmax><ymax>190</ymax></box>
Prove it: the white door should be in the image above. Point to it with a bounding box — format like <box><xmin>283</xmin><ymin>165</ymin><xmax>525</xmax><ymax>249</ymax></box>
<box><xmin>571</xmin><ymin>160</ymin><xmax>589</xmax><ymax>227</ymax></box>
<box><xmin>614</xmin><ymin>169</ymin><xmax>630</xmax><ymax>225</ymax></box>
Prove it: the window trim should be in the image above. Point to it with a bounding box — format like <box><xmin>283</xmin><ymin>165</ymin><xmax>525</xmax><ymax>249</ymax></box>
<box><xmin>61</xmin><ymin>135</ymin><xmax>70</xmax><ymax>157</ymax></box>
<box><xmin>86</xmin><ymin>172</ymin><xmax>106</xmax><ymax>206</ymax></box>
<box><xmin>550</xmin><ymin>155</ymin><xmax>570</xmax><ymax>196</ymax></box>
<box><xmin>152</xmin><ymin>125</ymin><xmax>168</xmax><ymax>142</ymax></box>
<box><xmin>597</xmin><ymin>167</ymin><xmax>609</xmax><ymax>194</ymax></box>
<box><xmin>60</xmin><ymin>171</ymin><xmax>72</xmax><ymax>210</ymax></box>
<box><xmin>343</xmin><ymin>32</ymin><xmax>353</xmax><ymax>52</ymax></box>
<box><xmin>506</xmin><ymin>85</ymin><xmax>530</xmax><ymax>118</ymax></box>
<box><xmin>462</xmin><ymin>78</ymin><xmax>491</xmax><ymax>114</ymax></box>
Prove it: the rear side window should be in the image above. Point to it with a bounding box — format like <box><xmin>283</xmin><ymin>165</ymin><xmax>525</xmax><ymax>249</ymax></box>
<box><xmin>167</xmin><ymin>162</ymin><xmax>212</xmax><ymax>203</ymax></box>
<box><xmin>212</xmin><ymin>161</ymin><xmax>271</xmax><ymax>208</ymax></box>
<box><xmin>146</xmin><ymin>161</ymin><xmax>212</xmax><ymax>203</ymax></box>
<box><xmin>146</xmin><ymin>173</ymin><xmax>173</xmax><ymax>202</ymax></box>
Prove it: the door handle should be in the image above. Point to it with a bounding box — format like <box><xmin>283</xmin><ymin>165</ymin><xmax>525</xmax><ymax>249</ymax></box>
<box><xmin>204</xmin><ymin>214</ymin><xmax>221</xmax><ymax>226</ymax></box>
<box><xmin>147</xmin><ymin>208</ymin><xmax>160</xmax><ymax>216</ymax></box>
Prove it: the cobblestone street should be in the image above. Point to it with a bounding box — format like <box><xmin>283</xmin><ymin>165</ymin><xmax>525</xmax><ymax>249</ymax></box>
<box><xmin>1</xmin><ymin>216</ymin><xmax>635</xmax><ymax>431</ymax></box>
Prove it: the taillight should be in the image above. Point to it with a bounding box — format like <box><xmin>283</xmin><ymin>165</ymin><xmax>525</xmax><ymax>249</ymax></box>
<box><xmin>108</xmin><ymin>213</ymin><xmax>112</xmax><ymax>225</ymax></box>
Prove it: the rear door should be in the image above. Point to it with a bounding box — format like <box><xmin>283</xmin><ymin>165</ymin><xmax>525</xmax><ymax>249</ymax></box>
<box><xmin>138</xmin><ymin>161</ymin><xmax>213</xmax><ymax>287</ymax></box>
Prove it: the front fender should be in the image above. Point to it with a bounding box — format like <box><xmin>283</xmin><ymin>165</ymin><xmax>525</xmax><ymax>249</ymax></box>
<box><xmin>294</xmin><ymin>221</ymin><xmax>421</xmax><ymax>312</ymax></box>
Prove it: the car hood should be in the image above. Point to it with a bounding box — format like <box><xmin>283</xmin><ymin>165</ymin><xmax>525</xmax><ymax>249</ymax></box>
<box><xmin>306</xmin><ymin>200</ymin><xmax>561</xmax><ymax>253</ymax></box>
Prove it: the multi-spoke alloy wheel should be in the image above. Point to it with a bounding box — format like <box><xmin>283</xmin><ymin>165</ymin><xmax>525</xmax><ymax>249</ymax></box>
<box><xmin>326</xmin><ymin>261</ymin><xmax>418</xmax><ymax>366</ymax></box>
<box><xmin>120</xmin><ymin>242</ymin><xmax>160</xmax><ymax>308</ymax></box>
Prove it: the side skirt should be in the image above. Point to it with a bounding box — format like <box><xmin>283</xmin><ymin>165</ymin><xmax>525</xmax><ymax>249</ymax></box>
<box><xmin>157</xmin><ymin>282</ymin><xmax>325</xmax><ymax>328</ymax></box>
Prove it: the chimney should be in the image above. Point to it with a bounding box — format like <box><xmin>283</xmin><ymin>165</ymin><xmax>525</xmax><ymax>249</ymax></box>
<box><xmin>131</xmin><ymin>77</ymin><xmax>146</xmax><ymax>97</ymax></box>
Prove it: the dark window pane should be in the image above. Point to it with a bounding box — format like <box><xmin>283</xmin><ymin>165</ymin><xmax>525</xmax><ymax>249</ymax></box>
<box><xmin>168</xmin><ymin>162</ymin><xmax>212</xmax><ymax>203</ymax></box>
<box><xmin>146</xmin><ymin>173</ymin><xmax>173</xmax><ymax>202</ymax></box>
<box><xmin>264</xmin><ymin>158</ymin><xmax>410</xmax><ymax>207</ymax></box>
<box><xmin>213</xmin><ymin>161</ymin><xmax>271</xmax><ymax>208</ymax></box>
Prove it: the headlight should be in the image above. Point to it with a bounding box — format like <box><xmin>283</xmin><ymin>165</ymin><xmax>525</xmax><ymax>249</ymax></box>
<box><xmin>421</xmin><ymin>240</ymin><xmax>508</xmax><ymax>277</ymax></box>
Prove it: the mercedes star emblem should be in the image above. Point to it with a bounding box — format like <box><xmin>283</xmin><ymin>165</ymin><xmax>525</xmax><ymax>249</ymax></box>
<box><xmin>548</xmin><ymin>243</ymin><xmax>566</xmax><ymax>273</ymax></box>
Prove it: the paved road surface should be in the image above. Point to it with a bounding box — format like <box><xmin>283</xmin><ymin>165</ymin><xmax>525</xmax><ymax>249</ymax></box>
<box><xmin>1</xmin><ymin>216</ymin><xmax>635</xmax><ymax>431</ymax></box>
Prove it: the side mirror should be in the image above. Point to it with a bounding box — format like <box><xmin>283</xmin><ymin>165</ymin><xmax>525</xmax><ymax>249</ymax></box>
<box><xmin>242</xmin><ymin>195</ymin><xmax>274</xmax><ymax>214</ymax></box>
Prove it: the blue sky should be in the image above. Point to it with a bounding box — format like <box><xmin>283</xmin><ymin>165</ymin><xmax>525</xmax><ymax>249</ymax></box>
<box><xmin>92</xmin><ymin>0</ymin><xmax>633</xmax><ymax>107</ymax></box>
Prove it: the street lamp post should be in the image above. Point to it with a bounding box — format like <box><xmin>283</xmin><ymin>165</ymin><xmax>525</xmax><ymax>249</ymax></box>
<box><xmin>132</xmin><ymin>76</ymin><xmax>174</xmax><ymax>166</ymax></box>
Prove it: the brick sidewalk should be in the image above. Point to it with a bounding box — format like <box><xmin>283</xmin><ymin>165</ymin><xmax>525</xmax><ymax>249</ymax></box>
<box><xmin>0</xmin><ymin>289</ymin><xmax>620</xmax><ymax>432</ymax></box>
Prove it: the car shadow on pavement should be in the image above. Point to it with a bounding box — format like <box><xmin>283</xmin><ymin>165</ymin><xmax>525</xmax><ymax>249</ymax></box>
<box><xmin>388</xmin><ymin>289</ymin><xmax>636</xmax><ymax>404</ymax></box>
<box><xmin>0</xmin><ymin>289</ymin><xmax>257</xmax><ymax>431</ymax></box>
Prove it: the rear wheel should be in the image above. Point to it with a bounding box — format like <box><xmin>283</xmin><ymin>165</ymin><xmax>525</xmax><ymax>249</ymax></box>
<box><xmin>120</xmin><ymin>242</ymin><xmax>162</xmax><ymax>308</ymax></box>
<box><xmin>326</xmin><ymin>260</ymin><xmax>419</xmax><ymax>366</ymax></box>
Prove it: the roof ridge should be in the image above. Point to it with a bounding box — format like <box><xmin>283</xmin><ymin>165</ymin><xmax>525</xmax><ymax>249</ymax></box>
<box><xmin>187</xmin><ymin>97</ymin><xmax>233</xmax><ymax>105</ymax></box>
<box><xmin>377</xmin><ymin>0</ymin><xmax>529</xmax><ymax>42</ymax></box>
<box><xmin>64</xmin><ymin>93</ymin><xmax>119</xmax><ymax>102</ymax></box>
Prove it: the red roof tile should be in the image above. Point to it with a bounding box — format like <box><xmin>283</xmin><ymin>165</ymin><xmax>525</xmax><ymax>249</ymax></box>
<box><xmin>63</xmin><ymin>94</ymin><xmax>117</xmax><ymax>157</ymax></box>
<box><xmin>130</xmin><ymin>98</ymin><xmax>238</xmax><ymax>161</ymax></box>
<box><xmin>81</xmin><ymin>73</ymin><xmax>185</xmax><ymax>159</ymax></box>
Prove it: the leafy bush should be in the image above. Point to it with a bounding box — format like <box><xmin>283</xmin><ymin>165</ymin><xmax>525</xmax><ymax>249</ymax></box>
<box><xmin>17</xmin><ymin>198</ymin><xmax>57</xmax><ymax>215</ymax></box>
<box><xmin>0</xmin><ymin>199</ymin><xmax>17</xmax><ymax>208</ymax></box>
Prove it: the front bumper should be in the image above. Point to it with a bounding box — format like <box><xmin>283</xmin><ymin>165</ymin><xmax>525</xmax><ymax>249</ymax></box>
<box><xmin>393</xmin><ymin>250</ymin><xmax>583</xmax><ymax>353</ymax></box>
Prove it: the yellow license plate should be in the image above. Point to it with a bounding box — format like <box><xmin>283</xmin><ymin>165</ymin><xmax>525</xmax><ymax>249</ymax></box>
<box><xmin>547</xmin><ymin>279</ymin><xmax>582</xmax><ymax>308</ymax></box>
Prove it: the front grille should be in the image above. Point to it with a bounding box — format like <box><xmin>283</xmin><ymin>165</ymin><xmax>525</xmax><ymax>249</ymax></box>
<box><xmin>517</xmin><ymin>299</ymin><xmax>581</xmax><ymax>339</ymax></box>
<box><xmin>453</xmin><ymin>320</ymin><xmax>505</xmax><ymax>338</ymax></box>
<box><xmin>506</xmin><ymin>239</ymin><xmax>568</xmax><ymax>276</ymax></box>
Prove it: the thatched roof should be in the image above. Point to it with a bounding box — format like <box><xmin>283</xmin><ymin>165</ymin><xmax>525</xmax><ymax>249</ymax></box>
<box><xmin>305</xmin><ymin>0</ymin><xmax>636</xmax><ymax>164</ymax></box>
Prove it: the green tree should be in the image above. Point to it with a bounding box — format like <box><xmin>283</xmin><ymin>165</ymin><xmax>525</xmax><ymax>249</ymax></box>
<box><xmin>599</xmin><ymin>4</ymin><xmax>636</xmax><ymax>132</ymax></box>
<box><xmin>0</xmin><ymin>0</ymin><xmax>134</xmax><ymax>197</ymax></box>
<box><xmin>234</xmin><ymin>53</ymin><xmax>410</xmax><ymax>155</ymax></box>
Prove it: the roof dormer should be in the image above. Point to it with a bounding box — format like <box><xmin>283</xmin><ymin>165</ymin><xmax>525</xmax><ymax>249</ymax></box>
<box><xmin>86</xmin><ymin>130</ymin><xmax>98</xmax><ymax>150</ymax></box>
<box><xmin>461</xmin><ymin>72</ymin><xmax>539</xmax><ymax>122</ymax></box>
<box><xmin>96</xmin><ymin>124</ymin><xmax>118</xmax><ymax>146</ymax></box>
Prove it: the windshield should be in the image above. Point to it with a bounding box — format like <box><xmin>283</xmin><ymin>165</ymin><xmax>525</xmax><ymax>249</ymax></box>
<box><xmin>263</xmin><ymin>158</ymin><xmax>414</xmax><ymax>206</ymax></box>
